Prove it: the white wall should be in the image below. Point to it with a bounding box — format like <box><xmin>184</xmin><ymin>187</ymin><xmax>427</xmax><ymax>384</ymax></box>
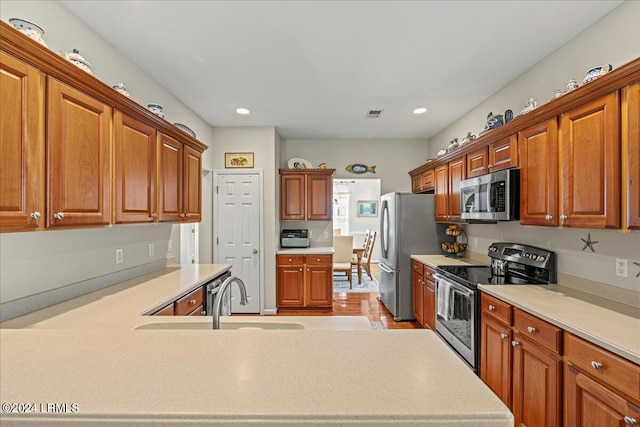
<box><xmin>282</xmin><ymin>139</ymin><xmax>429</xmax><ymax>194</ymax></box>
<box><xmin>208</xmin><ymin>126</ymin><xmax>280</xmax><ymax>314</ymax></box>
<box><xmin>0</xmin><ymin>2</ymin><xmax>216</xmax><ymax>311</ymax></box>
<box><xmin>429</xmin><ymin>1</ymin><xmax>640</xmax><ymax>292</ymax></box>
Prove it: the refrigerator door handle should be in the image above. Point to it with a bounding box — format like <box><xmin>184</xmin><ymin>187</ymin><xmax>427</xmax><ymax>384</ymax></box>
<box><xmin>379</xmin><ymin>263</ymin><xmax>394</xmax><ymax>274</ymax></box>
<box><xmin>380</xmin><ymin>200</ymin><xmax>389</xmax><ymax>260</ymax></box>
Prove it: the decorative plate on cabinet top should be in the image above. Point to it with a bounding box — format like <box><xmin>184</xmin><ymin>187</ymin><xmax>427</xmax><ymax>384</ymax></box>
<box><xmin>287</xmin><ymin>157</ymin><xmax>313</xmax><ymax>169</ymax></box>
<box><xmin>173</xmin><ymin>123</ymin><xmax>196</xmax><ymax>138</ymax></box>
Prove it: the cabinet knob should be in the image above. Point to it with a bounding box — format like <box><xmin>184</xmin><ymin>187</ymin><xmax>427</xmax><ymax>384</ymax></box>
<box><xmin>527</xmin><ymin>326</ymin><xmax>536</xmax><ymax>333</ymax></box>
<box><xmin>201</xmin><ymin>310</ymin><xmax>206</xmax><ymax>315</ymax></box>
<box><xmin>487</xmin><ymin>164</ymin><xmax>493</xmax><ymax>169</ymax></box>
<box><xmin>30</xmin><ymin>211</ymin><xmax>41</xmax><ymax>220</ymax></box>
<box><xmin>299</xmin><ymin>268</ymin><xmax>302</xmax><ymax>272</ymax></box>
<box><xmin>189</xmin><ymin>299</ymin><xmax>196</xmax><ymax>305</ymax></box>
<box><xmin>488</xmin><ymin>305</ymin><xmax>496</xmax><ymax>311</ymax></box>
<box><xmin>149</xmin><ymin>212</ymin><xmax>157</xmax><ymax>218</ymax></box>
<box><xmin>590</xmin><ymin>361</ymin><xmax>603</xmax><ymax>370</ymax></box>
<box><xmin>624</xmin><ymin>416</ymin><xmax>638</xmax><ymax>426</ymax></box>
<box><xmin>53</xmin><ymin>212</ymin><xmax>64</xmax><ymax>220</ymax></box>
<box><xmin>560</xmin><ymin>215</ymin><xmax>568</xmax><ymax>221</ymax></box>
<box><xmin>500</xmin><ymin>333</ymin><xmax>507</xmax><ymax>340</ymax></box>
<box><xmin>288</xmin><ymin>258</ymin><xmax>292</xmax><ymax>262</ymax></box>
<box><xmin>511</xmin><ymin>340</ymin><xmax>519</xmax><ymax>347</ymax></box>
<box><xmin>180</xmin><ymin>213</ymin><xmax>186</xmax><ymax>218</ymax></box>
<box><xmin>545</xmin><ymin>215</ymin><xmax>552</xmax><ymax>221</ymax></box>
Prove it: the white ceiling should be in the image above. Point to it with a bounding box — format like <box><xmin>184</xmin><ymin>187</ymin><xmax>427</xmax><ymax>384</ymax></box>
<box><xmin>61</xmin><ymin>1</ymin><xmax>622</xmax><ymax>140</ymax></box>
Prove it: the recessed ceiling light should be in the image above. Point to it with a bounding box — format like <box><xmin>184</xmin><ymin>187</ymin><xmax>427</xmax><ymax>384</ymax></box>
<box><xmin>413</xmin><ymin>107</ymin><xmax>427</xmax><ymax>114</ymax></box>
<box><xmin>236</xmin><ymin>108</ymin><xmax>250</xmax><ymax>115</ymax></box>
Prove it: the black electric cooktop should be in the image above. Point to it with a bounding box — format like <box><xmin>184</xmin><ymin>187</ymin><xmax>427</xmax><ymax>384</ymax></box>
<box><xmin>436</xmin><ymin>266</ymin><xmax>548</xmax><ymax>290</ymax></box>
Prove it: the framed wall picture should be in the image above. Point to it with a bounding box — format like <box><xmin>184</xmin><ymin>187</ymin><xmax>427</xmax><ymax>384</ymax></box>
<box><xmin>357</xmin><ymin>200</ymin><xmax>378</xmax><ymax>217</ymax></box>
<box><xmin>225</xmin><ymin>152</ymin><xmax>254</xmax><ymax>168</ymax></box>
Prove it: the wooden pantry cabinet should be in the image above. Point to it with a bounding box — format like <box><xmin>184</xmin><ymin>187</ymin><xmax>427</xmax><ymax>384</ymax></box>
<box><xmin>0</xmin><ymin>52</ymin><xmax>45</xmax><ymax>232</ymax></box>
<box><xmin>0</xmin><ymin>21</ymin><xmax>207</xmax><ymax>232</ymax></box>
<box><xmin>434</xmin><ymin>158</ymin><xmax>465</xmax><ymax>222</ymax></box>
<box><xmin>411</xmin><ymin>260</ymin><xmax>436</xmax><ymax>330</ymax></box>
<box><xmin>276</xmin><ymin>254</ymin><xmax>333</xmax><ymax>310</ymax></box>
<box><xmin>279</xmin><ymin>169</ymin><xmax>334</xmax><ymax>221</ymax></box>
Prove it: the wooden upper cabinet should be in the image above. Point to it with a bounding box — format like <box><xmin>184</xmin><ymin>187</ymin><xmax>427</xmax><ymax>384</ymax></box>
<box><xmin>114</xmin><ymin>111</ymin><xmax>157</xmax><ymax>224</ymax></box>
<box><xmin>519</xmin><ymin>118</ymin><xmax>559</xmax><ymax>226</ymax></box>
<box><xmin>624</xmin><ymin>82</ymin><xmax>639</xmax><ymax>230</ymax></box>
<box><xmin>560</xmin><ymin>92</ymin><xmax>620</xmax><ymax>228</ymax></box>
<box><xmin>434</xmin><ymin>164</ymin><xmax>449</xmax><ymax>222</ymax></box>
<box><xmin>158</xmin><ymin>133</ymin><xmax>183</xmax><ymax>222</ymax></box>
<box><xmin>47</xmin><ymin>77</ymin><xmax>111</xmax><ymax>228</ymax></box>
<box><xmin>279</xmin><ymin>170</ymin><xmax>334</xmax><ymax>221</ymax></box>
<box><xmin>466</xmin><ymin>147</ymin><xmax>488</xmax><ymax>178</ymax></box>
<box><xmin>422</xmin><ymin>169</ymin><xmax>435</xmax><ymax>191</ymax></box>
<box><xmin>0</xmin><ymin>52</ymin><xmax>45</xmax><ymax>232</ymax></box>
<box><xmin>448</xmin><ymin>157</ymin><xmax>466</xmax><ymax>220</ymax></box>
<box><xmin>410</xmin><ymin>168</ymin><xmax>435</xmax><ymax>193</ymax></box>
<box><xmin>489</xmin><ymin>134</ymin><xmax>518</xmax><ymax>172</ymax></box>
<box><xmin>183</xmin><ymin>145</ymin><xmax>202</xmax><ymax>222</ymax></box>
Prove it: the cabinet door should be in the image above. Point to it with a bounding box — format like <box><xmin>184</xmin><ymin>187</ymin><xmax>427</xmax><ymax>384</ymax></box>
<box><xmin>626</xmin><ymin>82</ymin><xmax>640</xmax><ymax>229</ymax></box>
<box><xmin>47</xmin><ymin>77</ymin><xmax>111</xmax><ymax>228</ymax></box>
<box><xmin>421</xmin><ymin>169</ymin><xmax>434</xmax><ymax>191</ymax></box>
<box><xmin>466</xmin><ymin>147</ymin><xmax>488</xmax><ymax>178</ymax></box>
<box><xmin>480</xmin><ymin>314</ymin><xmax>512</xmax><ymax>407</ymax></box>
<box><xmin>114</xmin><ymin>111</ymin><xmax>157</xmax><ymax>223</ymax></box>
<box><xmin>489</xmin><ymin>134</ymin><xmax>518</xmax><ymax>172</ymax></box>
<box><xmin>448</xmin><ymin>157</ymin><xmax>466</xmax><ymax>220</ymax></box>
<box><xmin>566</xmin><ymin>365</ymin><xmax>640</xmax><ymax>427</ymax></box>
<box><xmin>411</xmin><ymin>172</ymin><xmax>422</xmax><ymax>193</ymax></box>
<box><xmin>412</xmin><ymin>272</ymin><xmax>424</xmax><ymax>326</ymax></box>
<box><xmin>157</xmin><ymin>133</ymin><xmax>183</xmax><ymax>222</ymax></box>
<box><xmin>434</xmin><ymin>164</ymin><xmax>449</xmax><ymax>222</ymax></box>
<box><xmin>183</xmin><ymin>145</ymin><xmax>202</xmax><ymax>222</ymax></box>
<box><xmin>512</xmin><ymin>334</ymin><xmax>562</xmax><ymax>427</ymax></box>
<box><xmin>280</xmin><ymin>174</ymin><xmax>305</xmax><ymax>220</ymax></box>
<box><xmin>307</xmin><ymin>173</ymin><xmax>332</xmax><ymax>220</ymax></box>
<box><xmin>423</xmin><ymin>279</ymin><xmax>436</xmax><ymax>330</ymax></box>
<box><xmin>560</xmin><ymin>92</ymin><xmax>620</xmax><ymax>228</ymax></box>
<box><xmin>0</xmin><ymin>52</ymin><xmax>45</xmax><ymax>232</ymax></box>
<box><xmin>306</xmin><ymin>264</ymin><xmax>332</xmax><ymax>307</ymax></box>
<box><xmin>276</xmin><ymin>265</ymin><xmax>304</xmax><ymax>307</ymax></box>
<box><xmin>519</xmin><ymin>118</ymin><xmax>559</xmax><ymax>226</ymax></box>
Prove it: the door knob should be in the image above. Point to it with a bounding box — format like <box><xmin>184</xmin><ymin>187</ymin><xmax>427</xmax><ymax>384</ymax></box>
<box><xmin>252</xmin><ymin>249</ymin><xmax>258</xmax><ymax>254</ymax></box>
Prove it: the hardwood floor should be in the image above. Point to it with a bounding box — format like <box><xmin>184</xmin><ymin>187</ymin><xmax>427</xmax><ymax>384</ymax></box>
<box><xmin>277</xmin><ymin>263</ymin><xmax>422</xmax><ymax>330</ymax></box>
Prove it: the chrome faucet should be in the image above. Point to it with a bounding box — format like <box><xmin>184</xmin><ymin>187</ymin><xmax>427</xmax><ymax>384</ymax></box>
<box><xmin>212</xmin><ymin>276</ymin><xmax>249</xmax><ymax>329</ymax></box>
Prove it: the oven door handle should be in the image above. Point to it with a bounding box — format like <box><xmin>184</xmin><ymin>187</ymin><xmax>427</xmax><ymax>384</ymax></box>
<box><xmin>433</xmin><ymin>274</ymin><xmax>474</xmax><ymax>298</ymax></box>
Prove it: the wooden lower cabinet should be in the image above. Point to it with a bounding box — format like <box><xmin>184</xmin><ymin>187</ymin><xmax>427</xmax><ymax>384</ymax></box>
<box><xmin>276</xmin><ymin>255</ymin><xmax>332</xmax><ymax>310</ymax></box>
<box><xmin>565</xmin><ymin>365</ymin><xmax>640</xmax><ymax>427</ymax></box>
<box><xmin>411</xmin><ymin>260</ymin><xmax>436</xmax><ymax>329</ymax></box>
<box><xmin>511</xmin><ymin>333</ymin><xmax>563</xmax><ymax>427</ymax></box>
<box><xmin>423</xmin><ymin>278</ymin><xmax>436</xmax><ymax>330</ymax></box>
<box><xmin>153</xmin><ymin>286</ymin><xmax>205</xmax><ymax>316</ymax></box>
<box><xmin>412</xmin><ymin>265</ymin><xmax>424</xmax><ymax>326</ymax></box>
<box><xmin>480</xmin><ymin>313</ymin><xmax>511</xmax><ymax>407</ymax></box>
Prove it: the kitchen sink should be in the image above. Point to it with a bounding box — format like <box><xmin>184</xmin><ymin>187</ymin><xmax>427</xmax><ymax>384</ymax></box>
<box><xmin>135</xmin><ymin>321</ymin><xmax>305</xmax><ymax>330</ymax></box>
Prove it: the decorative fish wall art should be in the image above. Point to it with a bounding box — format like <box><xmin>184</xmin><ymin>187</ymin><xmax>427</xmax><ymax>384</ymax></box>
<box><xmin>346</xmin><ymin>164</ymin><xmax>376</xmax><ymax>174</ymax></box>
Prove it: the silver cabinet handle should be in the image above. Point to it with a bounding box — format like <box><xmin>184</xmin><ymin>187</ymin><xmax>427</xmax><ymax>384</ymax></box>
<box><xmin>30</xmin><ymin>211</ymin><xmax>41</xmax><ymax>219</ymax></box>
<box><xmin>545</xmin><ymin>215</ymin><xmax>552</xmax><ymax>221</ymax></box>
<box><xmin>511</xmin><ymin>341</ymin><xmax>519</xmax><ymax>347</ymax></box>
<box><xmin>500</xmin><ymin>333</ymin><xmax>507</xmax><ymax>340</ymax></box>
<box><xmin>591</xmin><ymin>361</ymin><xmax>603</xmax><ymax>370</ymax></box>
<box><xmin>488</xmin><ymin>305</ymin><xmax>496</xmax><ymax>311</ymax></box>
<box><xmin>624</xmin><ymin>416</ymin><xmax>638</xmax><ymax>426</ymax></box>
<box><xmin>560</xmin><ymin>215</ymin><xmax>568</xmax><ymax>221</ymax></box>
<box><xmin>527</xmin><ymin>326</ymin><xmax>537</xmax><ymax>333</ymax></box>
<box><xmin>54</xmin><ymin>212</ymin><xmax>64</xmax><ymax>219</ymax></box>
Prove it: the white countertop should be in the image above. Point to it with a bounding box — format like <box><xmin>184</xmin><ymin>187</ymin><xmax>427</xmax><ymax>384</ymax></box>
<box><xmin>277</xmin><ymin>246</ymin><xmax>334</xmax><ymax>255</ymax></box>
<box><xmin>478</xmin><ymin>284</ymin><xmax>640</xmax><ymax>365</ymax></box>
<box><xmin>410</xmin><ymin>254</ymin><xmax>487</xmax><ymax>268</ymax></box>
<box><xmin>0</xmin><ymin>263</ymin><xmax>512</xmax><ymax>426</ymax></box>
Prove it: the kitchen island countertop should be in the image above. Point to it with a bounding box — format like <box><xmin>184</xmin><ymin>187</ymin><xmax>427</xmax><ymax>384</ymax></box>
<box><xmin>410</xmin><ymin>254</ymin><xmax>487</xmax><ymax>268</ymax></box>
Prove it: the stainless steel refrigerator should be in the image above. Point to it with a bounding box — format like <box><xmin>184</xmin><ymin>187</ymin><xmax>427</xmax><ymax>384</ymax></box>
<box><xmin>379</xmin><ymin>192</ymin><xmax>442</xmax><ymax>321</ymax></box>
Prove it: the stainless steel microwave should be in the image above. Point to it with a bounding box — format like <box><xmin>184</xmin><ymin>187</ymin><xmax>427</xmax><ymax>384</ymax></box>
<box><xmin>460</xmin><ymin>169</ymin><xmax>519</xmax><ymax>221</ymax></box>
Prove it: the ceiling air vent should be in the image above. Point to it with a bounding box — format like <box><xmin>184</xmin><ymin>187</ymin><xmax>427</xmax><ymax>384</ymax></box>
<box><xmin>366</xmin><ymin>109</ymin><xmax>384</xmax><ymax>119</ymax></box>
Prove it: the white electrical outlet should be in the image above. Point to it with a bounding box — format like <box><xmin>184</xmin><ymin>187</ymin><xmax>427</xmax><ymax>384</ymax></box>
<box><xmin>115</xmin><ymin>248</ymin><xmax>123</xmax><ymax>264</ymax></box>
<box><xmin>149</xmin><ymin>243</ymin><xmax>155</xmax><ymax>257</ymax></box>
<box><xmin>167</xmin><ymin>240</ymin><xmax>172</xmax><ymax>252</ymax></box>
<box><xmin>616</xmin><ymin>258</ymin><xmax>628</xmax><ymax>278</ymax></box>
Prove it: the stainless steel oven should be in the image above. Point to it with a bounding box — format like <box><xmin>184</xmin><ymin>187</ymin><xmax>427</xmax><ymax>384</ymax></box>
<box><xmin>434</xmin><ymin>273</ymin><xmax>477</xmax><ymax>369</ymax></box>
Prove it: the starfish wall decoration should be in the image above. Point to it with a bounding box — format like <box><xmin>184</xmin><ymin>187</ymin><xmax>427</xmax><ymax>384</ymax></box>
<box><xmin>580</xmin><ymin>233</ymin><xmax>599</xmax><ymax>252</ymax></box>
<box><xmin>633</xmin><ymin>261</ymin><xmax>640</xmax><ymax>278</ymax></box>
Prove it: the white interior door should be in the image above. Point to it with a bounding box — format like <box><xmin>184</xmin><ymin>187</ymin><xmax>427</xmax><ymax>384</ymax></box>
<box><xmin>214</xmin><ymin>171</ymin><xmax>262</xmax><ymax>313</ymax></box>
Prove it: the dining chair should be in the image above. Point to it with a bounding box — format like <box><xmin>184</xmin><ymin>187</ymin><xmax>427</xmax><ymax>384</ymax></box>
<box><xmin>352</xmin><ymin>230</ymin><xmax>377</xmax><ymax>281</ymax></box>
<box><xmin>332</xmin><ymin>235</ymin><xmax>354</xmax><ymax>288</ymax></box>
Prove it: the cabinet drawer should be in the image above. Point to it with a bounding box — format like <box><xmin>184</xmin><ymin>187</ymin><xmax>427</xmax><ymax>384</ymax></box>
<box><xmin>412</xmin><ymin>260</ymin><xmax>425</xmax><ymax>276</ymax></box>
<box><xmin>480</xmin><ymin>293</ymin><xmax>512</xmax><ymax>325</ymax></box>
<box><xmin>423</xmin><ymin>265</ymin><xmax>435</xmax><ymax>282</ymax></box>
<box><xmin>174</xmin><ymin>287</ymin><xmax>203</xmax><ymax>315</ymax></box>
<box><xmin>565</xmin><ymin>333</ymin><xmax>640</xmax><ymax>401</ymax></box>
<box><xmin>153</xmin><ymin>303</ymin><xmax>174</xmax><ymax>316</ymax></box>
<box><xmin>514</xmin><ymin>308</ymin><xmax>563</xmax><ymax>354</ymax></box>
<box><xmin>188</xmin><ymin>305</ymin><xmax>204</xmax><ymax>316</ymax></box>
<box><xmin>277</xmin><ymin>255</ymin><xmax>305</xmax><ymax>266</ymax></box>
<box><xmin>305</xmin><ymin>255</ymin><xmax>332</xmax><ymax>265</ymax></box>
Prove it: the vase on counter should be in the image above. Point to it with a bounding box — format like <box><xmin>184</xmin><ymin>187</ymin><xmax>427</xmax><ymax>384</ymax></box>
<box><xmin>9</xmin><ymin>18</ymin><xmax>48</xmax><ymax>47</ymax></box>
